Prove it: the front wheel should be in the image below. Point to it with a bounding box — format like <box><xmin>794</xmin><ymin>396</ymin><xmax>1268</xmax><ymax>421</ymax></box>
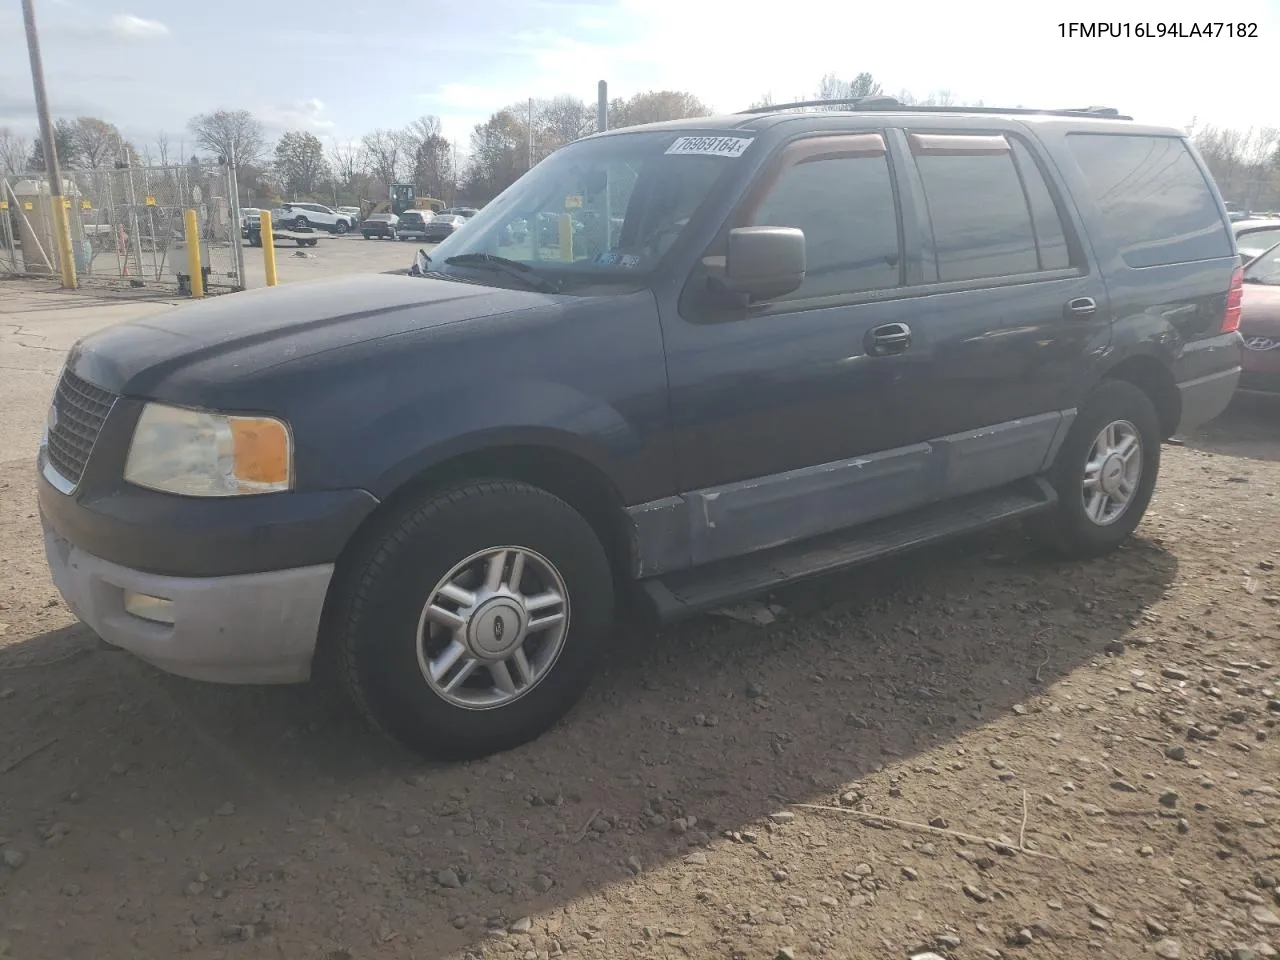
<box><xmin>326</xmin><ymin>480</ymin><xmax>614</xmax><ymax>760</ymax></box>
<box><xmin>1037</xmin><ymin>379</ymin><xmax>1161</xmax><ymax>559</ymax></box>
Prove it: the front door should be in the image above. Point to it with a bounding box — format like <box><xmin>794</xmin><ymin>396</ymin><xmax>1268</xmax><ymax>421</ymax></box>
<box><xmin>661</xmin><ymin>131</ymin><xmax>938</xmax><ymax>566</ymax></box>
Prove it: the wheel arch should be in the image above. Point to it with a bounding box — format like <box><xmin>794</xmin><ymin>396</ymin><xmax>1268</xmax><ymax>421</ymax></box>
<box><xmin>333</xmin><ymin>438</ymin><xmax>637</xmax><ymax>592</ymax></box>
<box><xmin>1097</xmin><ymin>351</ymin><xmax>1181</xmax><ymax>439</ymax></box>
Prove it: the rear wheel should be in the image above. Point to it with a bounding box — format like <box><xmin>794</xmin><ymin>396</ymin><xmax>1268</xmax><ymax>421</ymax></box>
<box><xmin>1037</xmin><ymin>380</ymin><xmax>1161</xmax><ymax>559</ymax></box>
<box><xmin>327</xmin><ymin>480</ymin><xmax>614</xmax><ymax>760</ymax></box>
<box><xmin>292</xmin><ymin>216</ymin><xmax>309</xmax><ymax>230</ymax></box>
<box><xmin>335</xmin><ymin>220</ymin><xmax>350</xmax><ymax>235</ymax></box>
<box><xmin>362</xmin><ymin>233</ymin><xmax>371</xmax><ymax>240</ymax></box>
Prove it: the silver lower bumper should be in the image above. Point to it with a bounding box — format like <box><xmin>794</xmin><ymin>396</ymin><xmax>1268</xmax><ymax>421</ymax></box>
<box><xmin>42</xmin><ymin>521</ymin><xmax>333</xmax><ymax>684</ymax></box>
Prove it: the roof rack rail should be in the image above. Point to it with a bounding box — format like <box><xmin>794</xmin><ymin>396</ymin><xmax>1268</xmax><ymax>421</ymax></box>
<box><xmin>738</xmin><ymin>98</ymin><xmax>1131</xmax><ymax>120</ymax></box>
<box><xmin>739</xmin><ymin>96</ymin><xmax>905</xmax><ymax>114</ymax></box>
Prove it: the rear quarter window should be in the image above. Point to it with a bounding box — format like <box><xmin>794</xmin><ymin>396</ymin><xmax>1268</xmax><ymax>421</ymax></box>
<box><xmin>1066</xmin><ymin>133</ymin><xmax>1232</xmax><ymax>268</ymax></box>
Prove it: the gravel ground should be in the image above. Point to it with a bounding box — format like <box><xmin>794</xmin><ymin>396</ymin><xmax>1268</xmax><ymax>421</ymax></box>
<box><xmin>0</xmin><ymin>282</ymin><xmax>1277</xmax><ymax>960</ymax></box>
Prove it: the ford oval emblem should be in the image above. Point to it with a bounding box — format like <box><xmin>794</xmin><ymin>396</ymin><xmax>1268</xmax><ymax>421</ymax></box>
<box><xmin>493</xmin><ymin>615</ymin><xmax>506</xmax><ymax>643</ymax></box>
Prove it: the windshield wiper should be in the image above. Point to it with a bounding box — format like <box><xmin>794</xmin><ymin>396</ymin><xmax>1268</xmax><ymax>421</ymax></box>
<box><xmin>443</xmin><ymin>253</ymin><xmax>560</xmax><ymax>294</ymax></box>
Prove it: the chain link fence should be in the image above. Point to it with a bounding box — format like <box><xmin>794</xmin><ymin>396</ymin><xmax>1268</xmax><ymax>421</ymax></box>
<box><xmin>2</xmin><ymin>161</ymin><xmax>244</xmax><ymax>294</ymax></box>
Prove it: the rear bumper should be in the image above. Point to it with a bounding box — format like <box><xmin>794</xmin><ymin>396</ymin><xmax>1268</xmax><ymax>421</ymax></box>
<box><xmin>43</xmin><ymin>521</ymin><xmax>329</xmax><ymax>683</ymax></box>
<box><xmin>1176</xmin><ymin>366</ymin><xmax>1241</xmax><ymax>432</ymax></box>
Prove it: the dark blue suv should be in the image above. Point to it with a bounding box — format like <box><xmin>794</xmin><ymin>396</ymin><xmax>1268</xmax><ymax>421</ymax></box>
<box><xmin>38</xmin><ymin>100</ymin><xmax>1244</xmax><ymax>759</ymax></box>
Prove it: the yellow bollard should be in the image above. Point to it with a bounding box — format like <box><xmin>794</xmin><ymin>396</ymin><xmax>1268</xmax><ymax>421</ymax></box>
<box><xmin>50</xmin><ymin>195</ymin><xmax>78</xmax><ymax>289</ymax></box>
<box><xmin>558</xmin><ymin>213</ymin><xmax>573</xmax><ymax>262</ymax></box>
<box><xmin>183</xmin><ymin>208</ymin><xmax>204</xmax><ymax>299</ymax></box>
<box><xmin>260</xmin><ymin>210</ymin><xmax>278</xmax><ymax>287</ymax></box>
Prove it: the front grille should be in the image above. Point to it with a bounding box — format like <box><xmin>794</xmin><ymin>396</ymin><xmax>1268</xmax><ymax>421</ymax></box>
<box><xmin>46</xmin><ymin>370</ymin><xmax>116</xmax><ymax>487</ymax></box>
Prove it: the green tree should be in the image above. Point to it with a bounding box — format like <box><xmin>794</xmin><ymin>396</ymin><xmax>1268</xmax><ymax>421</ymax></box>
<box><xmin>405</xmin><ymin>116</ymin><xmax>454</xmax><ymax>203</ymax></box>
<box><xmin>27</xmin><ymin>118</ymin><xmax>79</xmax><ymax>171</ymax></box>
<box><xmin>71</xmin><ymin>116</ymin><xmax>127</xmax><ymax>168</ymax></box>
<box><xmin>463</xmin><ymin>109</ymin><xmax>526</xmax><ymax>203</ymax></box>
<box><xmin>274</xmin><ymin>130</ymin><xmax>329</xmax><ymax>198</ymax></box>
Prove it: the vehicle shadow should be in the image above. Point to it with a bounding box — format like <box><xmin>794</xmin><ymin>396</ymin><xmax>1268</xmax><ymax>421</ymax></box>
<box><xmin>0</xmin><ymin>525</ymin><xmax>1178</xmax><ymax>958</ymax></box>
<box><xmin>1178</xmin><ymin>392</ymin><xmax>1280</xmax><ymax>463</ymax></box>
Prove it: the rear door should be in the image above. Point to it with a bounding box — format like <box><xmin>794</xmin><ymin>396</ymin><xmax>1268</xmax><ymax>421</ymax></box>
<box><xmin>662</xmin><ymin>131</ymin><xmax>937</xmax><ymax>565</ymax></box>
<box><xmin>883</xmin><ymin>125</ymin><xmax>1112</xmax><ymax>498</ymax></box>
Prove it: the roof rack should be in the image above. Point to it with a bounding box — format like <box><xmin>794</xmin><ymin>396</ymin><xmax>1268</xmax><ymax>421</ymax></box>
<box><xmin>738</xmin><ymin>97</ymin><xmax>1131</xmax><ymax>120</ymax></box>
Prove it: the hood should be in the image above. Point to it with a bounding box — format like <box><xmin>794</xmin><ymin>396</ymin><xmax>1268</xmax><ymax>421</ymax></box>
<box><xmin>68</xmin><ymin>273</ymin><xmax>556</xmax><ymax>398</ymax></box>
<box><xmin>1240</xmin><ymin>283</ymin><xmax>1280</xmax><ymax>334</ymax></box>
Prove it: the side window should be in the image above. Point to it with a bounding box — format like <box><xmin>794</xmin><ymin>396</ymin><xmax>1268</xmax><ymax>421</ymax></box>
<box><xmin>749</xmin><ymin>137</ymin><xmax>901</xmax><ymax>301</ymax></box>
<box><xmin>1009</xmin><ymin>139</ymin><xmax>1071</xmax><ymax>270</ymax></box>
<box><xmin>910</xmin><ymin>134</ymin><xmax>1040</xmax><ymax>282</ymax></box>
<box><xmin>1066</xmin><ymin>133</ymin><xmax>1233</xmax><ymax>268</ymax></box>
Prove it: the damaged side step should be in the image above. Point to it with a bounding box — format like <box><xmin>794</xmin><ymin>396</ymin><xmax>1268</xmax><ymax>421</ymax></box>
<box><xmin>640</xmin><ymin>478</ymin><xmax>1057</xmax><ymax>623</ymax></box>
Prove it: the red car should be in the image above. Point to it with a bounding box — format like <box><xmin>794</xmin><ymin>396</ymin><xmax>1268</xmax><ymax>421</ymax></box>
<box><xmin>1239</xmin><ymin>240</ymin><xmax>1280</xmax><ymax>396</ymax></box>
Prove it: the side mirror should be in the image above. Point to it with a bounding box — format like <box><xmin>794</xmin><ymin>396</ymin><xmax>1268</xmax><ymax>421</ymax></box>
<box><xmin>723</xmin><ymin>226</ymin><xmax>805</xmax><ymax>301</ymax></box>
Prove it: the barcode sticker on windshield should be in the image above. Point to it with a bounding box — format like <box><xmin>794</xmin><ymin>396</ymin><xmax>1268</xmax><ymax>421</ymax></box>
<box><xmin>665</xmin><ymin>136</ymin><xmax>754</xmax><ymax>158</ymax></box>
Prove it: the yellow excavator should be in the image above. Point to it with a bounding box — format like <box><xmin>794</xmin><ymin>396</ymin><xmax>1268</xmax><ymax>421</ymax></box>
<box><xmin>360</xmin><ymin>183</ymin><xmax>445</xmax><ymax>221</ymax></box>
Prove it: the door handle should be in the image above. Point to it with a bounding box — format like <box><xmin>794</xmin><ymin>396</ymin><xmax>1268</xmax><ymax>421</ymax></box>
<box><xmin>1065</xmin><ymin>297</ymin><xmax>1097</xmax><ymax>318</ymax></box>
<box><xmin>865</xmin><ymin>322</ymin><xmax>912</xmax><ymax>357</ymax></box>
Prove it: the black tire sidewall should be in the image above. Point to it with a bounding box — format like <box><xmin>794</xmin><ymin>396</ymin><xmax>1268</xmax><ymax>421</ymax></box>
<box><xmin>1048</xmin><ymin>380</ymin><xmax>1161</xmax><ymax>555</ymax></box>
<box><xmin>341</xmin><ymin>482</ymin><xmax>614</xmax><ymax>759</ymax></box>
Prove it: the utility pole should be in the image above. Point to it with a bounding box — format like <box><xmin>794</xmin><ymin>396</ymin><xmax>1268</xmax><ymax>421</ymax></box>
<box><xmin>21</xmin><ymin>0</ymin><xmax>76</xmax><ymax>288</ymax></box>
<box><xmin>527</xmin><ymin>97</ymin><xmax>534</xmax><ymax>170</ymax></box>
<box><xmin>597</xmin><ymin>80</ymin><xmax>608</xmax><ymax>133</ymax></box>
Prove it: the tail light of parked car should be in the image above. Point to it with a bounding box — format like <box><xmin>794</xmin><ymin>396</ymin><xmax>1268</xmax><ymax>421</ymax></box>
<box><xmin>1223</xmin><ymin>266</ymin><xmax>1244</xmax><ymax>333</ymax></box>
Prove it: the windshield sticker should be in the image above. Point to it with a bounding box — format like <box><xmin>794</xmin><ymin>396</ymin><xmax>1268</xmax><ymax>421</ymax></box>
<box><xmin>565</xmin><ymin>194</ymin><xmax>584</xmax><ymax>209</ymax></box>
<box><xmin>665</xmin><ymin>135</ymin><xmax>754</xmax><ymax>158</ymax></box>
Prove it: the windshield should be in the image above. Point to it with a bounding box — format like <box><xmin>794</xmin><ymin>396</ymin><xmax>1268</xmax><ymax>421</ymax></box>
<box><xmin>427</xmin><ymin>130</ymin><xmax>748</xmax><ymax>293</ymax></box>
<box><xmin>1244</xmin><ymin>241</ymin><xmax>1280</xmax><ymax>284</ymax></box>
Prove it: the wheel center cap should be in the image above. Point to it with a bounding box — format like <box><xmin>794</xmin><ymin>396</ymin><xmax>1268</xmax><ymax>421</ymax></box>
<box><xmin>1100</xmin><ymin>454</ymin><xmax>1126</xmax><ymax>495</ymax></box>
<box><xmin>467</xmin><ymin>598</ymin><xmax>526</xmax><ymax>659</ymax></box>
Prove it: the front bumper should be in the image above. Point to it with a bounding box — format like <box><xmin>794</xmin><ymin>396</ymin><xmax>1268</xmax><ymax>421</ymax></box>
<box><xmin>43</xmin><ymin>520</ymin><xmax>331</xmax><ymax>683</ymax></box>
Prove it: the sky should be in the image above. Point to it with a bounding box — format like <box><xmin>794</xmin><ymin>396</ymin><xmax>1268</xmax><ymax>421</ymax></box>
<box><xmin>2</xmin><ymin>0</ymin><xmax>1279</xmax><ymax>161</ymax></box>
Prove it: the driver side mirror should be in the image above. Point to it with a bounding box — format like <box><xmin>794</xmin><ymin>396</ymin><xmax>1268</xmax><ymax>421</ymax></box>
<box><xmin>723</xmin><ymin>226</ymin><xmax>806</xmax><ymax>302</ymax></box>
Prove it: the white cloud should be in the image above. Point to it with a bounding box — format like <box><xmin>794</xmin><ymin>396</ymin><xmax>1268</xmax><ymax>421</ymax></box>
<box><xmin>107</xmin><ymin>14</ymin><xmax>169</xmax><ymax>40</ymax></box>
<box><xmin>260</xmin><ymin>98</ymin><xmax>336</xmax><ymax>134</ymax></box>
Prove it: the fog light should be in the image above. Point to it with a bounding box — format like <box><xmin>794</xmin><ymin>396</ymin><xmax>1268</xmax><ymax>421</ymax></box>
<box><xmin>123</xmin><ymin>590</ymin><xmax>175</xmax><ymax>624</ymax></box>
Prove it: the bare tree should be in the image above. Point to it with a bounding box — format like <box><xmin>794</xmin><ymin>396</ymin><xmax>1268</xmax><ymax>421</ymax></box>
<box><xmin>1193</xmin><ymin>125</ymin><xmax>1280</xmax><ymax>209</ymax></box>
<box><xmin>154</xmin><ymin>131</ymin><xmax>172</xmax><ymax>167</ymax></box>
<box><xmin>361</xmin><ymin>128</ymin><xmax>408</xmax><ymax>188</ymax></box>
<box><xmin>328</xmin><ymin>140</ymin><xmax>364</xmax><ymax>185</ymax></box>
<box><xmin>187</xmin><ymin>109</ymin><xmax>266</xmax><ymax>165</ymax></box>
<box><xmin>0</xmin><ymin>126</ymin><xmax>26</xmax><ymax>175</ymax></box>
<box><xmin>536</xmin><ymin>96</ymin><xmax>595</xmax><ymax>153</ymax></box>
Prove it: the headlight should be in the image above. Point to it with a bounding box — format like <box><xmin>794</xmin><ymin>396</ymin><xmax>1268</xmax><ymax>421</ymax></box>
<box><xmin>124</xmin><ymin>403</ymin><xmax>292</xmax><ymax>496</ymax></box>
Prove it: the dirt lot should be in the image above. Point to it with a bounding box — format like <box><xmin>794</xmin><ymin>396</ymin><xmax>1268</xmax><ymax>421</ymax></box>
<box><xmin>1</xmin><ymin>282</ymin><xmax>1278</xmax><ymax>960</ymax></box>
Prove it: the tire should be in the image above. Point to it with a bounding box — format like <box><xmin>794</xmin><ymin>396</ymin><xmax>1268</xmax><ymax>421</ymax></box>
<box><xmin>326</xmin><ymin>480</ymin><xmax>615</xmax><ymax>760</ymax></box>
<box><xmin>293</xmin><ymin>216</ymin><xmax>309</xmax><ymax>230</ymax></box>
<box><xmin>305</xmin><ymin>239</ymin><xmax>318</xmax><ymax>247</ymax></box>
<box><xmin>335</xmin><ymin>220</ymin><xmax>349</xmax><ymax>235</ymax></box>
<box><xmin>1037</xmin><ymin>379</ymin><xmax>1161</xmax><ymax>559</ymax></box>
<box><xmin>362</xmin><ymin>233</ymin><xmax>371</xmax><ymax>240</ymax></box>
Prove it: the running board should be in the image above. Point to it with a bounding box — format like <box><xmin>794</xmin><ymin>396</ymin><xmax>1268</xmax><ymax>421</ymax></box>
<box><xmin>639</xmin><ymin>478</ymin><xmax>1057</xmax><ymax>623</ymax></box>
